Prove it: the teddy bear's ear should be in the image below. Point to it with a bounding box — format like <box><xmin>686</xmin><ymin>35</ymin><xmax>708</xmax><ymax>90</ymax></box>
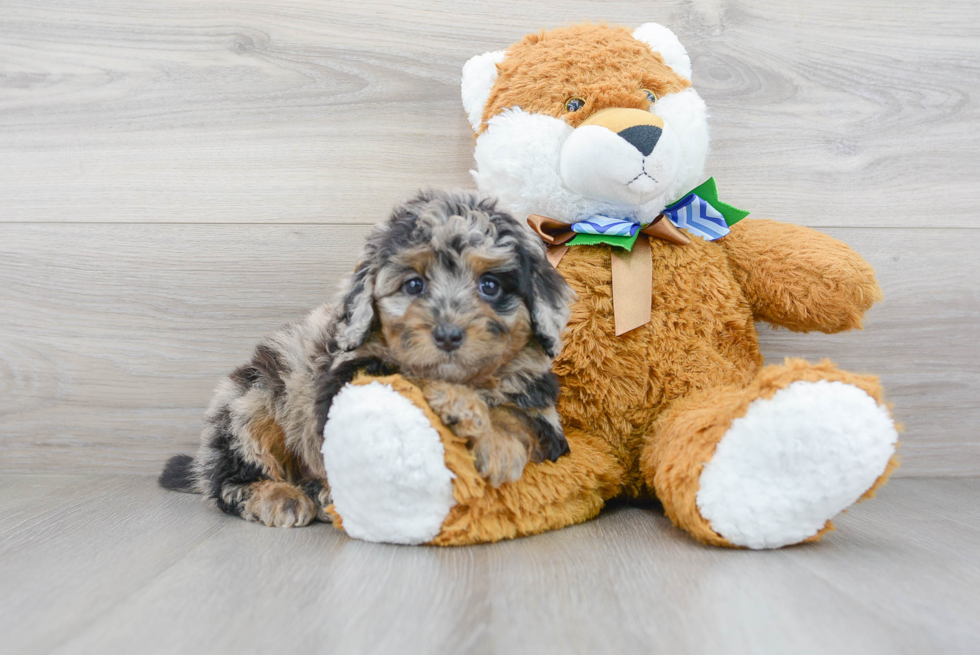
<box><xmin>632</xmin><ymin>23</ymin><xmax>692</xmax><ymax>81</ymax></box>
<box><xmin>461</xmin><ymin>50</ymin><xmax>506</xmax><ymax>132</ymax></box>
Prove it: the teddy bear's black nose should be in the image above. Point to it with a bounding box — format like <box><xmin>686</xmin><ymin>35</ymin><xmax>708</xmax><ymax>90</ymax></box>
<box><xmin>618</xmin><ymin>124</ymin><xmax>662</xmax><ymax>157</ymax></box>
<box><xmin>432</xmin><ymin>323</ymin><xmax>465</xmax><ymax>352</ymax></box>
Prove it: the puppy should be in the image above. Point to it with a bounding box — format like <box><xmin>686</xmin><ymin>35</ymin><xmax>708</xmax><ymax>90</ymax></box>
<box><xmin>159</xmin><ymin>190</ymin><xmax>575</xmax><ymax>527</ymax></box>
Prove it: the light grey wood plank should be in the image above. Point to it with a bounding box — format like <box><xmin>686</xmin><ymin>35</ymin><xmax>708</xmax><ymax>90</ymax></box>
<box><xmin>1</xmin><ymin>224</ymin><xmax>976</xmax><ymax>476</ymax></box>
<box><xmin>0</xmin><ymin>223</ymin><xmax>369</xmax><ymax>474</ymax></box>
<box><xmin>0</xmin><ymin>0</ymin><xmax>976</xmax><ymax>227</ymax></box>
<box><xmin>0</xmin><ymin>475</ymin><xmax>227</xmax><ymax>655</ymax></box>
<box><xmin>54</xmin><ymin>511</ymin><xmax>492</xmax><ymax>655</ymax></box>
<box><xmin>478</xmin><ymin>503</ymin><xmax>943</xmax><ymax>655</ymax></box>
<box><xmin>782</xmin><ymin>479</ymin><xmax>980</xmax><ymax>654</ymax></box>
<box><xmin>0</xmin><ymin>476</ymin><xmax>969</xmax><ymax>655</ymax></box>
<box><xmin>0</xmin><ymin>474</ymin><xmax>108</xmax><ymax>524</ymax></box>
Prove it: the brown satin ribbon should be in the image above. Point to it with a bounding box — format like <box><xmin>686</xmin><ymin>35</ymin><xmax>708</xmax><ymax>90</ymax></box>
<box><xmin>527</xmin><ymin>214</ymin><xmax>691</xmax><ymax>336</ymax></box>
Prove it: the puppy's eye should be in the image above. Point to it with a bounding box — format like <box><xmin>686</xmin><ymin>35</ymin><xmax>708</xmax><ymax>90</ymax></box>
<box><xmin>478</xmin><ymin>274</ymin><xmax>501</xmax><ymax>300</ymax></box>
<box><xmin>402</xmin><ymin>277</ymin><xmax>425</xmax><ymax>296</ymax></box>
<box><xmin>643</xmin><ymin>89</ymin><xmax>658</xmax><ymax>104</ymax></box>
<box><xmin>564</xmin><ymin>97</ymin><xmax>585</xmax><ymax>112</ymax></box>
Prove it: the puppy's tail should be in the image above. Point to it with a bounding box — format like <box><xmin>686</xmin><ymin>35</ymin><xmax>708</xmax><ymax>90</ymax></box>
<box><xmin>158</xmin><ymin>454</ymin><xmax>198</xmax><ymax>493</ymax></box>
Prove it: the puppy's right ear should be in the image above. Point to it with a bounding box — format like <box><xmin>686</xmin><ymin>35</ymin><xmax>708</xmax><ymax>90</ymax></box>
<box><xmin>334</xmin><ymin>254</ymin><xmax>378</xmax><ymax>352</ymax></box>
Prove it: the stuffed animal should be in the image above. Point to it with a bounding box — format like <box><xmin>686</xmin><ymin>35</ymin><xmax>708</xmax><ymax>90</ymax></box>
<box><xmin>320</xmin><ymin>22</ymin><xmax>900</xmax><ymax>549</ymax></box>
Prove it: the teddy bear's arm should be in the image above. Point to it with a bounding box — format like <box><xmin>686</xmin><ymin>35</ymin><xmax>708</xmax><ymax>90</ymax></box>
<box><xmin>719</xmin><ymin>219</ymin><xmax>883</xmax><ymax>333</ymax></box>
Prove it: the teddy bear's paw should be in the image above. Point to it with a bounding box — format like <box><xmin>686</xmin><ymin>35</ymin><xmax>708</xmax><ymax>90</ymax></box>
<box><xmin>322</xmin><ymin>381</ymin><xmax>456</xmax><ymax>545</ymax></box>
<box><xmin>696</xmin><ymin>380</ymin><xmax>898</xmax><ymax>549</ymax></box>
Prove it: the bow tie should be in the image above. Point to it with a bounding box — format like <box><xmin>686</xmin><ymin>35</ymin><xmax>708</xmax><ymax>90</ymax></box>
<box><xmin>572</xmin><ymin>192</ymin><xmax>728</xmax><ymax>242</ymax></box>
<box><xmin>527</xmin><ymin>178</ymin><xmax>748</xmax><ymax>336</ymax></box>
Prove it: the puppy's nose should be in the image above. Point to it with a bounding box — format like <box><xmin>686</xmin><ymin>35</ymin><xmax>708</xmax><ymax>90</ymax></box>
<box><xmin>432</xmin><ymin>323</ymin><xmax>465</xmax><ymax>352</ymax></box>
<box><xmin>617</xmin><ymin>124</ymin><xmax>662</xmax><ymax>157</ymax></box>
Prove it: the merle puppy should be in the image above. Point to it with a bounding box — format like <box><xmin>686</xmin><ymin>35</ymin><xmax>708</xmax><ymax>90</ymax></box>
<box><xmin>160</xmin><ymin>190</ymin><xmax>574</xmax><ymax>527</ymax></box>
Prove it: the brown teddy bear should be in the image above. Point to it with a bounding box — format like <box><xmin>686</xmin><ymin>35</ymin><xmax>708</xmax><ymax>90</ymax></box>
<box><xmin>320</xmin><ymin>22</ymin><xmax>899</xmax><ymax>549</ymax></box>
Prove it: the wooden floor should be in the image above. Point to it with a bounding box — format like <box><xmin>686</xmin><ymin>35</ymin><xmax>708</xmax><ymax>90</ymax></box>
<box><xmin>0</xmin><ymin>476</ymin><xmax>976</xmax><ymax>655</ymax></box>
<box><xmin>2</xmin><ymin>3</ymin><xmax>979</xmax><ymax>654</ymax></box>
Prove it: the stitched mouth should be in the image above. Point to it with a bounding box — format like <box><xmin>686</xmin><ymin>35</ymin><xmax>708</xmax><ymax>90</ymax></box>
<box><xmin>627</xmin><ymin>171</ymin><xmax>658</xmax><ymax>185</ymax></box>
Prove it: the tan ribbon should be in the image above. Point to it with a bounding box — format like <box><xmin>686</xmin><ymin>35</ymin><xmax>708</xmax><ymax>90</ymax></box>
<box><xmin>527</xmin><ymin>214</ymin><xmax>691</xmax><ymax>336</ymax></box>
<box><xmin>610</xmin><ymin>235</ymin><xmax>653</xmax><ymax>336</ymax></box>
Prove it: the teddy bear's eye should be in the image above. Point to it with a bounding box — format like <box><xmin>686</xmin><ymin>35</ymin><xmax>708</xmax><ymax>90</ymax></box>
<box><xmin>564</xmin><ymin>97</ymin><xmax>585</xmax><ymax>112</ymax></box>
<box><xmin>643</xmin><ymin>89</ymin><xmax>658</xmax><ymax>104</ymax></box>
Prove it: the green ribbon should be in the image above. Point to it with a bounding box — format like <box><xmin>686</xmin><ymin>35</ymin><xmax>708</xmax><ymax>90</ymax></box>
<box><xmin>683</xmin><ymin>177</ymin><xmax>750</xmax><ymax>227</ymax></box>
<box><xmin>567</xmin><ymin>231</ymin><xmax>641</xmax><ymax>251</ymax></box>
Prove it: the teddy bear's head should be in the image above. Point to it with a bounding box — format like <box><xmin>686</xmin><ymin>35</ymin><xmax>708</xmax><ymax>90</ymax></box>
<box><xmin>461</xmin><ymin>23</ymin><xmax>708</xmax><ymax>225</ymax></box>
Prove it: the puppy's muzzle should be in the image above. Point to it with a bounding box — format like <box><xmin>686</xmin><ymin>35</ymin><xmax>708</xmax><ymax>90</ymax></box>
<box><xmin>432</xmin><ymin>323</ymin><xmax>465</xmax><ymax>352</ymax></box>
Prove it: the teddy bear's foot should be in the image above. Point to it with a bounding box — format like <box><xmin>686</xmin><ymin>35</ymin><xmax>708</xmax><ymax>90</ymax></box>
<box><xmin>696</xmin><ymin>378</ymin><xmax>898</xmax><ymax>548</ymax></box>
<box><xmin>647</xmin><ymin>360</ymin><xmax>900</xmax><ymax>549</ymax></box>
<box><xmin>321</xmin><ymin>379</ymin><xmax>457</xmax><ymax>545</ymax></box>
<box><xmin>324</xmin><ymin>375</ymin><xmax>625</xmax><ymax>546</ymax></box>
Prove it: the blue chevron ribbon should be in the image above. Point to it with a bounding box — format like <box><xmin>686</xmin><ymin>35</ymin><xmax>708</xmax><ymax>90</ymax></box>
<box><xmin>663</xmin><ymin>193</ymin><xmax>730</xmax><ymax>241</ymax></box>
<box><xmin>663</xmin><ymin>177</ymin><xmax>750</xmax><ymax>241</ymax></box>
<box><xmin>570</xmin><ymin>215</ymin><xmax>640</xmax><ymax>237</ymax></box>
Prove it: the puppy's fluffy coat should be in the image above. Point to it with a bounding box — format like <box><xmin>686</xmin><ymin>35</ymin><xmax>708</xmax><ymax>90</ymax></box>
<box><xmin>160</xmin><ymin>190</ymin><xmax>574</xmax><ymax>527</ymax></box>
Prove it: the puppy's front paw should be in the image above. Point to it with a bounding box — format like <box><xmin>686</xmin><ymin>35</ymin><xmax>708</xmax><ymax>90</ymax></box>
<box><xmin>421</xmin><ymin>380</ymin><xmax>490</xmax><ymax>440</ymax></box>
<box><xmin>301</xmin><ymin>479</ymin><xmax>334</xmax><ymax>523</ymax></box>
<box><xmin>473</xmin><ymin>432</ymin><xmax>529</xmax><ymax>488</ymax></box>
<box><xmin>420</xmin><ymin>381</ymin><xmax>528</xmax><ymax>486</ymax></box>
<box><xmin>241</xmin><ymin>481</ymin><xmax>317</xmax><ymax>528</ymax></box>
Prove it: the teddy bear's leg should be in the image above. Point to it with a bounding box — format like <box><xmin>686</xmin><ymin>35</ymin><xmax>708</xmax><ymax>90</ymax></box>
<box><xmin>323</xmin><ymin>375</ymin><xmax>624</xmax><ymax>546</ymax></box>
<box><xmin>641</xmin><ymin>359</ymin><xmax>900</xmax><ymax>549</ymax></box>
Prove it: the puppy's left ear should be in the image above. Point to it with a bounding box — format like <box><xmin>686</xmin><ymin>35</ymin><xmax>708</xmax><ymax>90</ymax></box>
<box><xmin>522</xmin><ymin>244</ymin><xmax>574</xmax><ymax>358</ymax></box>
<box><xmin>334</xmin><ymin>253</ymin><xmax>378</xmax><ymax>352</ymax></box>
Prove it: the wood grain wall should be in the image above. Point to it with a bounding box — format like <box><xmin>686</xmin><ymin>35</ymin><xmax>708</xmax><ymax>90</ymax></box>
<box><xmin>1</xmin><ymin>0</ymin><xmax>977</xmax><ymax>476</ymax></box>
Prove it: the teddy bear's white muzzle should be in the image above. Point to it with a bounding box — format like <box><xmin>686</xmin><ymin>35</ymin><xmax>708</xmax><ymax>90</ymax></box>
<box><xmin>559</xmin><ymin>121</ymin><xmax>681</xmax><ymax>207</ymax></box>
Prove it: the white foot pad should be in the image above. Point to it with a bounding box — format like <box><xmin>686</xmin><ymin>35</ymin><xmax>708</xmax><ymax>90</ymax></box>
<box><xmin>696</xmin><ymin>380</ymin><xmax>898</xmax><ymax>549</ymax></box>
<box><xmin>322</xmin><ymin>382</ymin><xmax>456</xmax><ymax>545</ymax></box>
